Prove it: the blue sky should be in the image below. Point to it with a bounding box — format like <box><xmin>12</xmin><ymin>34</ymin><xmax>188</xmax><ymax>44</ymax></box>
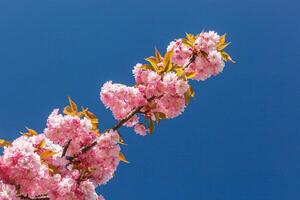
<box><xmin>0</xmin><ymin>0</ymin><xmax>299</xmax><ymax>199</ymax></box>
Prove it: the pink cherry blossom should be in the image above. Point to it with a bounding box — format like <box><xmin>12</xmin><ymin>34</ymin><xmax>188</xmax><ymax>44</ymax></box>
<box><xmin>44</xmin><ymin>109</ymin><xmax>97</xmax><ymax>156</ymax></box>
<box><xmin>134</xmin><ymin>124</ymin><xmax>148</xmax><ymax>136</ymax></box>
<box><xmin>77</xmin><ymin>130</ymin><xmax>120</xmax><ymax>186</ymax></box>
<box><xmin>0</xmin><ymin>180</ymin><xmax>18</xmax><ymax>200</ymax></box>
<box><xmin>100</xmin><ymin>81</ymin><xmax>147</xmax><ymax>126</ymax></box>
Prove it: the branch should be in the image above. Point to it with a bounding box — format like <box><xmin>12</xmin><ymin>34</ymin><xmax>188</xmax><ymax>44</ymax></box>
<box><xmin>61</xmin><ymin>139</ymin><xmax>72</xmax><ymax>158</ymax></box>
<box><xmin>112</xmin><ymin>106</ymin><xmax>143</xmax><ymax>131</ymax></box>
<box><xmin>111</xmin><ymin>95</ymin><xmax>157</xmax><ymax>131</ymax></box>
<box><xmin>81</xmin><ymin>141</ymin><xmax>97</xmax><ymax>153</ymax></box>
<box><xmin>18</xmin><ymin>194</ymin><xmax>49</xmax><ymax>200</ymax></box>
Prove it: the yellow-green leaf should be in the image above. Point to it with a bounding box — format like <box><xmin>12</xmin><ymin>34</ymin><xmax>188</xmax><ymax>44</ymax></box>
<box><xmin>164</xmin><ymin>50</ymin><xmax>174</xmax><ymax>72</ymax></box>
<box><xmin>77</xmin><ymin>107</ymin><xmax>88</xmax><ymax>118</ymax></box>
<box><xmin>149</xmin><ymin>119</ymin><xmax>154</xmax><ymax>134</ymax></box>
<box><xmin>217</xmin><ymin>42</ymin><xmax>231</xmax><ymax>51</ymax></box>
<box><xmin>117</xmin><ymin>132</ymin><xmax>127</xmax><ymax>145</ymax></box>
<box><xmin>119</xmin><ymin>152</ymin><xmax>130</xmax><ymax>163</ymax></box>
<box><xmin>164</xmin><ymin>58</ymin><xmax>173</xmax><ymax>72</ymax></box>
<box><xmin>25</xmin><ymin>127</ymin><xmax>38</xmax><ymax>136</ymax></box>
<box><xmin>63</xmin><ymin>105</ymin><xmax>73</xmax><ymax>116</ymax></box>
<box><xmin>185</xmin><ymin>71</ymin><xmax>196</xmax><ymax>79</ymax></box>
<box><xmin>145</xmin><ymin>57</ymin><xmax>158</xmax><ymax>71</ymax></box>
<box><xmin>40</xmin><ymin>150</ymin><xmax>58</xmax><ymax>160</ymax></box>
<box><xmin>83</xmin><ymin>109</ymin><xmax>99</xmax><ymax>130</ymax></box>
<box><xmin>36</xmin><ymin>139</ymin><xmax>46</xmax><ymax>149</ymax></box>
<box><xmin>84</xmin><ymin>109</ymin><xmax>97</xmax><ymax>120</ymax></box>
<box><xmin>184</xmin><ymin>91</ymin><xmax>191</xmax><ymax>105</ymax></box>
<box><xmin>68</xmin><ymin>96</ymin><xmax>78</xmax><ymax>113</ymax></box>
<box><xmin>175</xmin><ymin>67</ymin><xmax>184</xmax><ymax>77</ymax></box>
<box><xmin>186</xmin><ymin>33</ymin><xmax>196</xmax><ymax>43</ymax></box>
<box><xmin>48</xmin><ymin>164</ymin><xmax>59</xmax><ymax>174</ymax></box>
<box><xmin>118</xmin><ymin>137</ymin><xmax>127</xmax><ymax>145</ymax></box>
<box><xmin>155</xmin><ymin>48</ymin><xmax>163</xmax><ymax>62</ymax></box>
<box><xmin>94</xmin><ymin>129</ymin><xmax>100</xmax><ymax>136</ymax></box>
<box><xmin>64</xmin><ymin>96</ymin><xmax>78</xmax><ymax>116</ymax></box>
<box><xmin>189</xmin><ymin>86</ymin><xmax>195</xmax><ymax>97</ymax></box>
<box><xmin>182</xmin><ymin>38</ymin><xmax>193</xmax><ymax>47</ymax></box>
<box><xmin>158</xmin><ymin>112</ymin><xmax>167</xmax><ymax>119</ymax></box>
<box><xmin>221</xmin><ymin>51</ymin><xmax>235</xmax><ymax>63</ymax></box>
<box><xmin>0</xmin><ymin>139</ymin><xmax>11</xmax><ymax>147</ymax></box>
<box><xmin>217</xmin><ymin>33</ymin><xmax>226</xmax><ymax>47</ymax></box>
<box><xmin>139</xmin><ymin>64</ymin><xmax>155</xmax><ymax>71</ymax></box>
<box><xmin>154</xmin><ymin>112</ymin><xmax>160</xmax><ymax>124</ymax></box>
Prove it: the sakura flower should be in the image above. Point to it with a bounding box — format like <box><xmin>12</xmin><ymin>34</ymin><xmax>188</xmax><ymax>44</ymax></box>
<box><xmin>134</xmin><ymin>124</ymin><xmax>148</xmax><ymax>136</ymax></box>
<box><xmin>0</xmin><ymin>181</ymin><xmax>19</xmax><ymax>200</ymax></box>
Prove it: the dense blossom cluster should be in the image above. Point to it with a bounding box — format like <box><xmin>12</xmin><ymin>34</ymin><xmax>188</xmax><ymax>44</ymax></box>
<box><xmin>0</xmin><ymin>108</ymin><xmax>120</xmax><ymax>199</ymax></box>
<box><xmin>0</xmin><ymin>31</ymin><xmax>233</xmax><ymax>199</ymax></box>
<box><xmin>169</xmin><ymin>31</ymin><xmax>227</xmax><ymax>81</ymax></box>
<box><xmin>101</xmin><ymin>31</ymin><xmax>233</xmax><ymax>135</ymax></box>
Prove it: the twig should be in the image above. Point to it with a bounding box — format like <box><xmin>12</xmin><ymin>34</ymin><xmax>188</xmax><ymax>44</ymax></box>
<box><xmin>61</xmin><ymin>139</ymin><xmax>72</xmax><ymax>158</ymax></box>
<box><xmin>81</xmin><ymin>141</ymin><xmax>97</xmax><ymax>153</ymax></box>
<box><xmin>18</xmin><ymin>194</ymin><xmax>49</xmax><ymax>200</ymax></box>
<box><xmin>112</xmin><ymin>106</ymin><xmax>143</xmax><ymax>131</ymax></box>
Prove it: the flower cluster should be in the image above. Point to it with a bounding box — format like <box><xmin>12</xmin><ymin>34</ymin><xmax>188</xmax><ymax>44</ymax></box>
<box><xmin>0</xmin><ymin>31</ymin><xmax>233</xmax><ymax>199</ymax></box>
<box><xmin>100</xmin><ymin>81</ymin><xmax>147</xmax><ymax>127</ymax></box>
<box><xmin>101</xmin><ymin>31</ymin><xmax>233</xmax><ymax>135</ymax></box>
<box><xmin>169</xmin><ymin>31</ymin><xmax>234</xmax><ymax>81</ymax></box>
<box><xmin>0</xmin><ymin>100</ymin><xmax>122</xmax><ymax>199</ymax></box>
<box><xmin>0</xmin><ymin>180</ymin><xmax>18</xmax><ymax>200</ymax></box>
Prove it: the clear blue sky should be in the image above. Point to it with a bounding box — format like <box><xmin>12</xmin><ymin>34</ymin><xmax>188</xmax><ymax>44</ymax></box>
<box><xmin>0</xmin><ymin>0</ymin><xmax>299</xmax><ymax>199</ymax></box>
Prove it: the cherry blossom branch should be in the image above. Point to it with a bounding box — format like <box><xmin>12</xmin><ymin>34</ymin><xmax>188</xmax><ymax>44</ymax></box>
<box><xmin>108</xmin><ymin>53</ymin><xmax>197</xmax><ymax>133</ymax></box>
<box><xmin>79</xmin><ymin>54</ymin><xmax>197</xmax><ymax>156</ymax></box>
<box><xmin>0</xmin><ymin>31</ymin><xmax>234</xmax><ymax>200</ymax></box>
<box><xmin>109</xmin><ymin>53</ymin><xmax>196</xmax><ymax>133</ymax></box>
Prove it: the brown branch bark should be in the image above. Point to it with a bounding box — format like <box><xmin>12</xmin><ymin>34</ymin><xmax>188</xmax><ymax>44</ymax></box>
<box><xmin>18</xmin><ymin>194</ymin><xmax>49</xmax><ymax>200</ymax></box>
<box><xmin>61</xmin><ymin>139</ymin><xmax>72</xmax><ymax>158</ymax></box>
